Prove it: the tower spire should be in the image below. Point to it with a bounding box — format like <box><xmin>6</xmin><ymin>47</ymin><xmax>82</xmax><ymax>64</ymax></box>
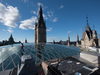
<box><xmin>77</xmin><ymin>34</ymin><xmax>79</xmax><ymax>42</ymax></box>
<box><xmin>38</xmin><ymin>4</ymin><xmax>44</xmax><ymax>23</ymax></box>
<box><xmin>68</xmin><ymin>36</ymin><xmax>70</xmax><ymax>42</ymax></box>
<box><xmin>68</xmin><ymin>36</ymin><xmax>70</xmax><ymax>46</ymax></box>
<box><xmin>93</xmin><ymin>24</ymin><xmax>95</xmax><ymax>30</ymax></box>
<box><xmin>86</xmin><ymin>14</ymin><xmax>89</xmax><ymax>27</ymax></box>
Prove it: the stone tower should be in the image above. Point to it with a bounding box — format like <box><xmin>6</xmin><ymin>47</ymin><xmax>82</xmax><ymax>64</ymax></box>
<box><xmin>9</xmin><ymin>34</ymin><xmax>14</xmax><ymax>43</ymax></box>
<box><xmin>77</xmin><ymin>34</ymin><xmax>79</xmax><ymax>42</ymax></box>
<box><xmin>68</xmin><ymin>36</ymin><xmax>70</xmax><ymax>46</ymax></box>
<box><xmin>92</xmin><ymin>25</ymin><xmax>97</xmax><ymax>39</ymax></box>
<box><xmin>76</xmin><ymin>34</ymin><xmax>79</xmax><ymax>47</ymax></box>
<box><xmin>35</xmin><ymin>5</ymin><xmax>46</xmax><ymax>43</ymax></box>
<box><xmin>53</xmin><ymin>40</ymin><xmax>55</xmax><ymax>44</ymax></box>
<box><xmin>25</xmin><ymin>39</ymin><xmax>27</xmax><ymax>43</ymax></box>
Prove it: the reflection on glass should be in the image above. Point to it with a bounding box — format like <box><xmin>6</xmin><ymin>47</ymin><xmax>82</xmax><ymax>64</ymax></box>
<box><xmin>35</xmin><ymin>43</ymin><xmax>45</xmax><ymax>63</ymax></box>
<box><xmin>0</xmin><ymin>43</ymin><xmax>80</xmax><ymax>71</ymax></box>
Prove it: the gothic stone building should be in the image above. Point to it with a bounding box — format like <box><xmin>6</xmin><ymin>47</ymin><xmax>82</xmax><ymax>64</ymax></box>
<box><xmin>35</xmin><ymin>5</ymin><xmax>46</xmax><ymax>43</ymax></box>
<box><xmin>9</xmin><ymin>34</ymin><xmax>14</xmax><ymax>43</ymax></box>
<box><xmin>81</xmin><ymin>25</ymin><xmax>98</xmax><ymax>48</ymax></box>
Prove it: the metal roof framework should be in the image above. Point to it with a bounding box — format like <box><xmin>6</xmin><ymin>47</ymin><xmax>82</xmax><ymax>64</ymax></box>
<box><xmin>0</xmin><ymin>44</ymin><xmax>80</xmax><ymax>71</ymax></box>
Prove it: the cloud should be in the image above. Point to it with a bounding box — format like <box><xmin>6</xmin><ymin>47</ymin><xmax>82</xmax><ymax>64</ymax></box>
<box><xmin>19</xmin><ymin>16</ymin><xmax>37</xmax><ymax>30</ymax></box>
<box><xmin>73</xmin><ymin>34</ymin><xmax>77</xmax><ymax>36</ymax></box>
<box><xmin>44</xmin><ymin>6</ymin><xmax>48</xmax><ymax>9</ymax></box>
<box><xmin>53</xmin><ymin>18</ymin><xmax>58</xmax><ymax>22</ymax></box>
<box><xmin>47</xmin><ymin>10</ymin><xmax>58</xmax><ymax>22</ymax></box>
<box><xmin>7</xmin><ymin>27</ymin><xmax>13</xmax><ymax>33</ymax></box>
<box><xmin>23</xmin><ymin>0</ymin><xmax>28</xmax><ymax>3</ymax></box>
<box><xmin>59</xmin><ymin>5</ymin><xmax>63</xmax><ymax>9</ymax></box>
<box><xmin>31</xmin><ymin>2</ymin><xmax>57</xmax><ymax>23</ymax></box>
<box><xmin>47</xmin><ymin>10</ymin><xmax>53</xmax><ymax>18</ymax></box>
<box><xmin>80</xmin><ymin>28</ymin><xmax>84</xmax><ymax>31</ymax></box>
<box><xmin>2</xmin><ymin>27</ymin><xmax>13</xmax><ymax>33</ymax></box>
<box><xmin>31</xmin><ymin>2</ymin><xmax>35</xmax><ymax>7</ymax></box>
<box><xmin>37</xmin><ymin>2</ymin><xmax>43</xmax><ymax>6</ymax></box>
<box><xmin>43</xmin><ymin>14</ymin><xmax>48</xmax><ymax>20</ymax></box>
<box><xmin>47</xmin><ymin>37</ymin><xmax>60</xmax><ymax>39</ymax></box>
<box><xmin>67</xmin><ymin>31</ymin><xmax>72</xmax><ymax>33</ymax></box>
<box><xmin>31</xmin><ymin>11</ymin><xmax>37</xmax><ymax>14</ymax></box>
<box><xmin>46</xmin><ymin>27</ymin><xmax>52</xmax><ymax>31</ymax></box>
<box><xmin>2</xmin><ymin>29</ymin><xmax>6</xmax><ymax>31</ymax></box>
<box><xmin>0</xmin><ymin>2</ymin><xmax>20</xmax><ymax>28</ymax></box>
<box><xmin>37</xmin><ymin>2</ymin><xmax>47</xmax><ymax>10</ymax></box>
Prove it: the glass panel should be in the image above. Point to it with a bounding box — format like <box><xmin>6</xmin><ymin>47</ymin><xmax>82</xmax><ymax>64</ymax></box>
<box><xmin>31</xmin><ymin>51</ymin><xmax>36</xmax><ymax>56</ymax></box>
<box><xmin>42</xmin><ymin>52</ymin><xmax>50</xmax><ymax>59</ymax></box>
<box><xmin>8</xmin><ymin>47</ymin><xmax>17</xmax><ymax>58</ymax></box>
<box><xmin>3</xmin><ymin>56</ymin><xmax>11</xmax><ymax>69</ymax></box>
<box><xmin>30</xmin><ymin>53</ymin><xmax>36</xmax><ymax>62</ymax></box>
<box><xmin>0</xmin><ymin>43</ymin><xmax>80</xmax><ymax>71</ymax></box>
<box><xmin>5</xmin><ymin>62</ymin><xmax>14</xmax><ymax>70</ymax></box>
<box><xmin>2</xmin><ymin>48</ymin><xmax>9</xmax><ymax>62</ymax></box>
<box><xmin>13</xmin><ymin>55</ymin><xmax>20</xmax><ymax>66</ymax></box>
<box><xmin>0</xmin><ymin>50</ymin><xmax>2</xmax><ymax>64</ymax></box>
<box><xmin>0</xmin><ymin>63</ymin><xmax>2</xmax><ymax>71</ymax></box>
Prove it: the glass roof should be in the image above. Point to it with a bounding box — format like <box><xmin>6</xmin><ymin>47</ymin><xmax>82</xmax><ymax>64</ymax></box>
<box><xmin>0</xmin><ymin>43</ymin><xmax>80</xmax><ymax>71</ymax></box>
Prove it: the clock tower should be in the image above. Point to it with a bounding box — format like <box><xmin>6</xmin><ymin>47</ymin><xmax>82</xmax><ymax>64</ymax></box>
<box><xmin>35</xmin><ymin>5</ymin><xmax>46</xmax><ymax>43</ymax></box>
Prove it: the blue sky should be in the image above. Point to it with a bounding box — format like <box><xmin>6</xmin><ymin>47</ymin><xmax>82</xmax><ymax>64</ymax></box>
<box><xmin>0</xmin><ymin>0</ymin><xmax>100</xmax><ymax>42</ymax></box>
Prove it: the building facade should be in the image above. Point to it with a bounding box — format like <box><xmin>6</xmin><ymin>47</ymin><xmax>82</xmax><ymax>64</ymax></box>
<box><xmin>81</xmin><ymin>15</ymin><xmax>98</xmax><ymax>48</ymax></box>
<box><xmin>9</xmin><ymin>34</ymin><xmax>14</xmax><ymax>43</ymax></box>
<box><xmin>35</xmin><ymin>5</ymin><xmax>46</xmax><ymax>43</ymax></box>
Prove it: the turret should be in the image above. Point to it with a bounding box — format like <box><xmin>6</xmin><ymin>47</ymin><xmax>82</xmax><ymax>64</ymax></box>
<box><xmin>92</xmin><ymin>30</ymin><xmax>97</xmax><ymax>39</ymax></box>
<box><xmin>77</xmin><ymin>34</ymin><xmax>79</xmax><ymax>42</ymax></box>
<box><xmin>68</xmin><ymin>36</ymin><xmax>70</xmax><ymax>46</ymax></box>
<box><xmin>76</xmin><ymin>34</ymin><xmax>79</xmax><ymax>47</ymax></box>
<box><xmin>9</xmin><ymin>34</ymin><xmax>14</xmax><ymax>43</ymax></box>
<box><xmin>53</xmin><ymin>40</ymin><xmax>55</xmax><ymax>44</ymax></box>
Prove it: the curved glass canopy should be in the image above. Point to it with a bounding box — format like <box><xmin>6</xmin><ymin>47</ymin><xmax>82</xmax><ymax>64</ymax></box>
<box><xmin>0</xmin><ymin>43</ymin><xmax>80</xmax><ymax>71</ymax></box>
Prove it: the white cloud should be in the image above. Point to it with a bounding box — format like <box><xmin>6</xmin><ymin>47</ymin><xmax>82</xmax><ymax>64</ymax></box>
<box><xmin>43</xmin><ymin>14</ymin><xmax>48</xmax><ymax>20</ymax></box>
<box><xmin>31</xmin><ymin>2</ymin><xmax>35</xmax><ymax>7</ymax></box>
<box><xmin>23</xmin><ymin>0</ymin><xmax>28</xmax><ymax>3</ymax></box>
<box><xmin>8</xmin><ymin>29</ymin><xmax>13</xmax><ymax>33</ymax></box>
<box><xmin>67</xmin><ymin>31</ymin><xmax>72</xmax><ymax>33</ymax></box>
<box><xmin>7</xmin><ymin>27</ymin><xmax>13</xmax><ymax>33</ymax></box>
<box><xmin>73</xmin><ymin>34</ymin><xmax>77</xmax><ymax>36</ymax></box>
<box><xmin>44</xmin><ymin>6</ymin><xmax>48</xmax><ymax>9</ymax></box>
<box><xmin>47</xmin><ymin>10</ymin><xmax>58</xmax><ymax>22</ymax></box>
<box><xmin>0</xmin><ymin>2</ymin><xmax>20</xmax><ymax>28</ymax></box>
<box><xmin>37</xmin><ymin>2</ymin><xmax>43</xmax><ymax>6</ymax></box>
<box><xmin>2</xmin><ymin>27</ymin><xmax>13</xmax><ymax>33</ymax></box>
<box><xmin>47</xmin><ymin>37</ymin><xmax>60</xmax><ymax>39</ymax></box>
<box><xmin>46</xmin><ymin>27</ymin><xmax>52</xmax><ymax>31</ymax></box>
<box><xmin>31</xmin><ymin>11</ymin><xmax>37</xmax><ymax>14</ymax></box>
<box><xmin>53</xmin><ymin>18</ymin><xmax>58</xmax><ymax>22</ymax></box>
<box><xmin>2</xmin><ymin>29</ymin><xmax>6</xmax><ymax>31</ymax></box>
<box><xmin>19</xmin><ymin>16</ymin><xmax>37</xmax><ymax>30</ymax></box>
<box><xmin>59</xmin><ymin>5</ymin><xmax>64</xmax><ymax>9</ymax></box>
<box><xmin>80</xmin><ymin>28</ymin><xmax>84</xmax><ymax>31</ymax></box>
<box><xmin>47</xmin><ymin>10</ymin><xmax>53</xmax><ymax>18</ymax></box>
<box><xmin>37</xmin><ymin>2</ymin><xmax>47</xmax><ymax>10</ymax></box>
<box><xmin>35</xmin><ymin>3</ymin><xmax>57</xmax><ymax>23</ymax></box>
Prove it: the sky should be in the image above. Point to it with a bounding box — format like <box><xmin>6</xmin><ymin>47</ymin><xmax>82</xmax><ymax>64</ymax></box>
<box><xmin>0</xmin><ymin>0</ymin><xmax>100</xmax><ymax>42</ymax></box>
